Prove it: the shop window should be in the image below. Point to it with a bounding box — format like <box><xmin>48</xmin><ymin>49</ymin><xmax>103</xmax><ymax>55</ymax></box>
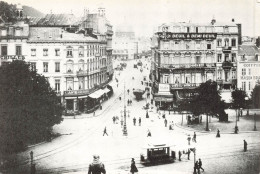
<box><xmin>31</xmin><ymin>49</ymin><xmax>36</xmax><ymax>56</ymax></box>
<box><xmin>1</xmin><ymin>45</ymin><xmax>7</xmax><ymax>56</ymax></box>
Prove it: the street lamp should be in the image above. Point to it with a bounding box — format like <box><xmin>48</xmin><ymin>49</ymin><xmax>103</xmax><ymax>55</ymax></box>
<box><xmin>189</xmin><ymin>146</ymin><xmax>196</xmax><ymax>174</ymax></box>
<box><xmin>254</xmin><ymin>113</ymin><xmax>257</xmax><ymax>131</ymax></box>
<box><xmin>122</xmin><ymin>83</ymin><xmax>128</xmax><ymax>136</ymax></box>
<box><xmin>235</xmin><ymin>110</ymin><xmax>238</xmax><ymax>134</ymax></box>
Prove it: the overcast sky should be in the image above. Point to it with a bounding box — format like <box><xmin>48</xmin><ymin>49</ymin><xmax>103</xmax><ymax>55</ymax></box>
<box><xmin>5</xmin><ymin>0</ymin><xmax>260</xmax><ymax>37</ymax></box>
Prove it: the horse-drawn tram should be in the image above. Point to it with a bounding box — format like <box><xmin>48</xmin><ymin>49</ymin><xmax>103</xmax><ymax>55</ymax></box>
<box><xmin>140</xmin><ymin>143</ymin><xmax>176</xmax><ymax>165</ymax></box>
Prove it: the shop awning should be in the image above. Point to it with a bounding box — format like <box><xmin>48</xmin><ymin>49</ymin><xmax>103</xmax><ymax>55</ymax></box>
<box><xmin>103</xmin><ymin>87</ymin><xmax>110</xmax><ymax>93</ymax></box>
<box><xmin>153</xmin><ymin>92</ymin><xmax>173</xmax><ymax>102</ymax></box>
<box><xmin>89</xmin><ymin>89</ymin><xmax>105</xmax><ymax>99</ymax></box>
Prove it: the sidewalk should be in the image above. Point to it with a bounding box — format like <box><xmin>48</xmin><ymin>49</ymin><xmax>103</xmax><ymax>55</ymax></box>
<box><xmin>175</xmin><ymin>109</ymin><xmax>260</xmax><ymax>134</ymax></box>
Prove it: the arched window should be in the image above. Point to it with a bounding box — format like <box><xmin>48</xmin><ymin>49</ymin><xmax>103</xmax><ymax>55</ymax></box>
<box><xmin>66</xmin><ymin>60</ymin><xmax>73</xmax><ymax>72</ymax></box>
<box><xmin>78</xmin><ymin>60</ymin><xmax>84</xmax><ymax>71</ymax></box>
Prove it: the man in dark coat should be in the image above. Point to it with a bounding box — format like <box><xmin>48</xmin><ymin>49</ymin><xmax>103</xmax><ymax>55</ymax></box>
<box><xmin>88</xmin><ymin>155</ymin><xmax>106</xmax><ymax>174</ymax></box>
<box><xmin>139</xmin><ymin>117</ymin><xmax>141</xmax><ymax>126</ymax></box>
<box><xmin>133</xmin><ymin>117</ymin><xmax>136</xmax><ymax>126</ymax></box>
<box><xmin>193</xmin><ymin>132</ymin><xmax>197</xmax><ymax>142</ymax></box>
<box><xmin>130</xmin><ymin>158</ymin><xmax>138</xmax><ymax>174</ymax></box>
<box><xmin>244</xmin><ymin>140</ymin><xmax>247</xmax><ymax>152</ymax></box>
<box><xmin>198</xmin><ymin>158</ymin><xmax>204</xmax><ymax>172</ymax></box>
<box><xmin>178</xmin><ymin>151</ymin><xmax>182</xmax><ymax>161</ymax></box>
<box><xmin>187</xmin><ymin>149</ymin><xmax>191</xmax><ymax>160</ymax></box>
<box><xmin>164</xmin><ymin>119</ymin><xmax>167</xmax><ymax>127</ymax></box>
<box><xmin>103</xmin><ymin>127</ymin><xmax>108</xmax><ymax>136</ymax></box>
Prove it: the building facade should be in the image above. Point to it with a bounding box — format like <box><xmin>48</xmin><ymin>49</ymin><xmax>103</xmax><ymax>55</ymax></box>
<box><xmin>237</xmin><ymin>44</ymin><xmax>260</xmax><ymax>96</ymax></box>
<box><xmin>151</xmin><ymin>19</ymin><xmax>240</xmax><ymax>109</ymax></box>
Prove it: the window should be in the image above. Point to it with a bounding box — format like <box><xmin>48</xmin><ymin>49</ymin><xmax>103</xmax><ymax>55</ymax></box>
<box><xmin>224</xmin><ymin>26</ymin><xmax>229</xmax><ymax>33</ymax></box>
<box><xmin>30</xmin><ymin>62</ymin><xmax>36</xmax><ymax>71</ymax></box>
<box><xmin>217</xmin><ymin>70</ymin><xmax>222</xmax><ymax>79</ymax></box>
<box><xmin>16</xmin><ymin>45</ymin><xmax>22</xmax><ymax>55</ymax></box>
<box><xmin>67</xmin><ymin>48</ymin><xmax>73</xmax><ymax>57</ymax></box>
<box><xmin>55</xmin><ymin>62</ymin><xmax>60</xmax><ymax>72</ymax></box>
<box><xmin>79</xmin><ymin>47</ymin><xmax>84</xmax><ymax>57</ymax></box>
<box><xmin>231</xmin><ymin>53</ymin><xmax>236</xmax><ymax>62</ymax></box>
<box><xmin>195</xmin><ymin>41</ymin><xmax>200</xmax><ymax>49</ymax></box>
<box><xmin>242</xmin><ymin>68</ymin><xmax>246</xmax><ymax>76</ymax></box>
<box><xmin>78</xmin><ymin>61</ymin><xmax>84</xmax><ymax>71</ymax></box>
<box><xmin>43</xmin><ymin>49</ymin><xmax>48</xmax><ymax>56</ymax></box>
<box><xmin>55</xmin><ymin>49</ymin><xmax>60</xmax><ymax>56</ymax></box>
<box><xmin>207</xmin><ymin>44</ymin><xmax>211</xmax><ymax>50</ymax></box>
<box><xmin>1</xmin><ymin>45</ymin><xmax>7</xmax><ymax>56</ymax></box>
<box><xmin>249</xmin><ymin>82</ymin><xmax>251</xmax><ymax>90</ymax></box>
<box><xmin>256</xmin><ymin>54</ymin><xmax>259</xmax><ymax>61</ymax></box>
<box><xmin>224</xmin><ymin>54</ymin><xmax>229</xmax><ymax>61</ymax></box>
<box><xmin>187</xmin><ymin>27</ymin><xmax>190</xmax><ymax>33</ymax></box>
<box><xmin>67</xmin><ymin>61</ymin><xmax>73</xmax><ymax>72</ymax></box>
<box><xmin>196</xmin><ymin>27</ymin><xmax>198</xmax><ymax>33</ymax></box>
<box><xmin>43</xmin><ymin>62</ymin><xmax>48</xmax><ymax>72</ymax></box>
<box><xmin>1</xmin><ymin>29</ymin><xmax>7</xmax><ymax>36</ymax></box>
<box><xmin>15</xmin><ymin>29</ymin><xmax>21</xmax><ymax>36</ymax></box>
<box><xmin>217</xmin><ymin>39</ymin><xmax>222</xmax><ymax>47</ymax></box>
<box><xmin>232</xmin><ymin>71</ymin><xmax>236</xmax><ymax>79</ymax></box>
<box><xmin>31</xmin><ymin>49</ymin><xmax>36</xmax><ymax>56</ymax></box>
<box><xmin>163</xmin><ymin>75</ymin><xmax>169</xmax><ymax>83</ymax></box>
<box><xmin>242</xmin><ymin>82</ymin><xmax>246</xmax><ymax>91</ymax></box>
<box><xmin>217</xmin><ymin>54</ymin><xmax>222</xmax><ymax>62</ymax></box>
<box><xmin>224</xmin><ymin>39</ymin><xmax>229</xmax><ymax>47</ymax></box>
<box><xmin>186</xmin><ymin>44</ymin><xmax>190</xmax><ymax>50</ymax></box>
<box><xmin>55</xmin><ymin>79</ymin><xmax>60</xmax><ymax>92</ymax></box>
<box><xmin>248</xmin><ymin>69</ymin><xmax>251</xmax><ymax>75</ymax></box>
<box><xmin>78</xmin><ymin>77</ymin><xmax>84</xmax><ymax>90</ymax></box>
<box><xmin>66</xmin><ymin>78</ymin><xmax>73</xmax><ymax>91</ymax></box>
<box><xmin>231</xmin><ymin>39</ymin><xmax>236</xmax><ymax>47</ymax></box>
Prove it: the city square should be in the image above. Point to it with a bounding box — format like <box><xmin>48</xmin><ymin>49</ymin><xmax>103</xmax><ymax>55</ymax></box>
<box><xmin>0</xmin><ymin>0</ymin><xmax>260</xmax><ymax>174</ymax></box>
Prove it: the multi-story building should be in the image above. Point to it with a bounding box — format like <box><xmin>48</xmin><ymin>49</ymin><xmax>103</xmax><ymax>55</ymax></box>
<box><xmin>237</xmin><ymin>44</ymin><xmax>260</xmax><ymax>96</ymax></box>
<box><xmin>151</xmin><ymin>19</ymin><xmax>240</xmax><ymax>109</ymax></box>
<box><xmin>112</xmin><ymin>31</ymin><xmax>138</xmax><ymax>60</ymax></box>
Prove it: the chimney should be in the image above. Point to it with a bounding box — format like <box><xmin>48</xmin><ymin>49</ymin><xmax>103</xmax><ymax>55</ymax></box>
<box><xmin>211</xmin><ymin>18</ymin><xmax>216</xmax><ymax>25</ymax></box>
<box><xmin>232</xmin><ymin>18</ymin><xmax>235</xmax><ymax>22</ymax></box>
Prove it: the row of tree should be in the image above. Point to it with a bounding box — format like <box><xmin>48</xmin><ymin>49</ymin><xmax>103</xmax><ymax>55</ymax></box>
<box><xmin>177</xmin><ymin>80</ymin><xmax>260</xmax><ymax>131</ymax></box>
<box><xmin>0</xmin><ymin>61</ymin><xmax>63</xmax><ymax>157</ymax></box>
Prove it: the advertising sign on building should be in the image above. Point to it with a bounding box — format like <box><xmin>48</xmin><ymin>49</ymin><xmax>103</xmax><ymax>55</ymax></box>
<box><xmin>159</xmin><ymin>83</ymin><xmax>170</xmax><ymax>92</ymax></box>
<box><xmin>157</xmin><ymin>32</ymin><xmax>217</xmax><ymax>40</ymax></box>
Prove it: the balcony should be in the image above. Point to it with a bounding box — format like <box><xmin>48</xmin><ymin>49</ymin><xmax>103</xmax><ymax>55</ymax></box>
<box><xmin>222</xmin><ymin>61</ymin><xmax>233</xmax><ymax>69</ymax></box>
<box><xmin>77</xmin><ymin>70</ymin><xmax>89</xmax><ymax>76</ymax></box>
<box><xmin>222</xmin><ymin>46</ymin><xmax>232</xmax><ymax>53</ymax></box>
<box><xmin>170</xmin><ymin>83</ymin><xmax>201</xmax><ymax>89</ymax></box>
<box><xmin>160</xmin><ymin>63</ymin><xmax>216</xmax><ymax>69</ymax></box>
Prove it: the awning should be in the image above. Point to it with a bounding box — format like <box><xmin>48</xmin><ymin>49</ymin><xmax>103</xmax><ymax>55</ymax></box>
<box><xmin>65</xmin><ymin>96</ymin><xmax>77</xmax><ymax>100</ymax></box>
<box><xmin>103</xmin><ymin>88</ymin><xmax>110</xmax><ymax>93</ymax></box>
<box><xmin>153</xmin><ymin>92</ymin><xmax>173</xmax><ymax>102</ymax></box>
<box><xmin>89</xmin><ymin>89</ymin><xmax>105</xmax><ymax>99</ymax></box>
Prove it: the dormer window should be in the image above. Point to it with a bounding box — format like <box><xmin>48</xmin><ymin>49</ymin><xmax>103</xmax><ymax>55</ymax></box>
<box><xmin>15</xmin><ymin>28</ymin><xmax>21</xmax><ymax>36</ymax></box>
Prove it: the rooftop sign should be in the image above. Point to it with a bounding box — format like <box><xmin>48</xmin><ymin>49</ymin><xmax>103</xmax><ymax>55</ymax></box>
<box><xmin>157</xmin><ymin>32</ymin><xmax>217</xmax><ymax>40</ymax></box>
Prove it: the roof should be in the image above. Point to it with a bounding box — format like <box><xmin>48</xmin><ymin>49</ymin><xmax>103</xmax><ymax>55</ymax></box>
<box><xmin>238</xmin><ymin>45</ymin><xmax>260</xmax><ymax>56</ymax></box>
<box><xmin>28</xmin><ymin>27</ymin><xmax>98</xmax><ymax>42</ymax></box>
<box><xmin>32</xmin><ymin>14</ymin><xmax>80</xmax><ymax>26</ymax></box>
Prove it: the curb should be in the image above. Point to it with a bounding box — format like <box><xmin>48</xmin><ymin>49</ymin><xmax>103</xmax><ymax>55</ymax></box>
<box><xmin>27</xmin><ymin>141</ymin><xmax>47</xmax><ymax>148</ymax></box>
<box><xmin>175</xmin><ymin>123</ymin><xmax>260</xmax><ymax>134</ymax></box>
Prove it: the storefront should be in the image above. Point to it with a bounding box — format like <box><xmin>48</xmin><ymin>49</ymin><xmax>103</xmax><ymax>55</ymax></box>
<box><xmin>154</xmin><ymin>92</ymin><xmax>174</xmax><ymax>110</ymax></box>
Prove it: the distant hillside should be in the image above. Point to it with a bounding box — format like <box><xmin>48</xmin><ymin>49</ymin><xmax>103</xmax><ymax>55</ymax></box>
<box><xmin>23</xmin><ymin>5</ymin><xmax>44</xmax><ymax>18</ymax></box>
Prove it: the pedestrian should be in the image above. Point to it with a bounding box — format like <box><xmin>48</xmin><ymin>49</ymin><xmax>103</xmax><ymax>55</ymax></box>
<box><xmin>187</xmin><ymin>135</ymin><xmax>191</xmax><ymax>145</ymax></box>
<box><xmin>127</xmin><ymin>89</ymin><xmax>130</xmax><ymax>95</ymax></box>
<box><xmin>88</xmin><ymin>155</ymin><xmax>106</xmax><ymax>174</ymax></box>
<box><xmin>117</xmin><ymin>83</ymin><xmax>118</xmax><ymax>88</ymax></box>
<box><xmin>93</xmin><ymin>111</ymin><xmax>95</xmax><ymax>117</ymax></box>
<box><xmin>216</xmin><ymin>129</ymin><xmax>220</xmax><ymax>138</ymax></box>
<box><xmin>164</xmin><ymin>119</ymin><xmax>167</xmax><ymax>127</ymax></box>
<box><xmin>162</xmin><ymin>112</ymin><xmax>165</xmax><ymax>119</ymax></box>
<box><xmin>119</xmin><ymin>96</ymin><xmax>121</xmax><ymax>101</ymax></box>
<box><xmin>127</xmin><ymin>99</ymin><xmax>129</xmax><ymax>106</ymax></box>
<box><xmin>139</xmin><ymin>117</ymin><xmax>141</xmax><ymax>126</ymax></box>
<box><xmin>147</xmin><ymin>130</ymin><xmax>151</xmax><ymax>137</ymax></box>
<box><xmin>187</xmin><ymin>149</ymin><xmax>190</xmax><ymax>160</ymax></box>
<box><xmin>244</xmin><ymin>140</ymin><xmax>247</xmax><ymax>152</ymax></box>
<box><xmin>112</xmin><ymin>116</ymin><xmax>116</xmax><ymax>124</ymax></box>
<box><xmin>195</xmin><ymin>161</ymin><xmax>199</xmax><ymax>174</ymax></box>
<box><xmin>193</xmin><ymin>132</ymin><xmax>197</xmax><ymax>143</ymax></box>
<box><xmin>130</xmin><ymin>158</ymin><xmax>138</xmax><ymax>174</ymax></box>
<box><xmin>198</xmin><ymin>158</ymin><xmax>204</xmax><ymax>172</ymax></box>
<box><xmin>103</xmin><ymin>127</ymin><xmax>108</xmax><ymax>136</ymax></box>
<box><xmin>133</xmin><ymin>117</ymin><xmax>136</xmax><ymax>126</ymax></box>
<box><xmin>146</xmin><ymin>111</ymin><xmax>149</xmax><ymax>118</ymax></box>
<box><xmin>178</xmin><ymin>151</ymin><xmax>182</xmax><ymax>161</ymax></box>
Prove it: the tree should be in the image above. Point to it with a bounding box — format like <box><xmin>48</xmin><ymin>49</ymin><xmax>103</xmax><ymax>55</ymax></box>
<box><xmin>0</xmin><ymin>1</ymin><xmax>18</xmax><ymax>23</ymax></box>
<box><xmin>0</xmin><ymin>60</ymin><xmax>63</xmax><ymax>156</ymax></box>
<box><xmin>251</xmin><ymin>84</ymin><xmax>260</xmax><ymax>109</ymax></box>
<box><xmin>189</xmin><ymin>80</ymin><xmax>227</xmax><ymax>131</ymax></box>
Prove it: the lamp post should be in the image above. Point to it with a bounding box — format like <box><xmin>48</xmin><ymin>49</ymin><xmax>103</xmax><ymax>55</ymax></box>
<box><xmin>254</xmin><ymin>113</ymin><xmax>257</xmax><ymax>131</ymax></box>
<box><xmin>191</xmin><ymin>147</ymin><xmax>196</xmax><ymax>174</ymax></box>
<box><xmin>235</xmin><ymin>109</ymin><xmax>238</xmax><ymax>133</ymax></box>
<box><xmin>123</xmin><ymin>83</ymin><xmax>128</xmax><ymax>136</ymax></box>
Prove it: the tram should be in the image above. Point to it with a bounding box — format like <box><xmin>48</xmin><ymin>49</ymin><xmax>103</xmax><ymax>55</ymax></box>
<box><xmin>140</xmin><ymin>142</ymin><xmax>176</xmax><ymax>165</ymax></box>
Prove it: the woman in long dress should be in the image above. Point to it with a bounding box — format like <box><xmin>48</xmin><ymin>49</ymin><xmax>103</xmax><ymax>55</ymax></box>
<box><xmin>130</xmin><ymin>158</ymin><xmax>138</xmax><ymax>174</ymax></box>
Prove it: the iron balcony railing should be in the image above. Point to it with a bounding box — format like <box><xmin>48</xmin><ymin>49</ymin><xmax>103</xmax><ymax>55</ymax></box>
<box><xmin>170</xmin><ymin>83</ymin><xmax>201</xmax><ymax>88</ymax></box>
<box><xmin>159</xmin><ymin>63</ymin><xmax>216</xmax><ymax>69</ymax></box>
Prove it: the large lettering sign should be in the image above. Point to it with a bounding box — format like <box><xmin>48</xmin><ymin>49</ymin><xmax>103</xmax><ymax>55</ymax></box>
<box><xmin>157</xmin><ymin>32</ymin><xmax>217</xmax><ymax>40</ymax></box>
<box><xmin>1</xmin><ymin>55</ymin><xmax>25</xmax><ymax>60</ymax></box>
<box><xmin>159</xmin><ymin>83</ymin><xmax>170</xmax><ymax>92</ymax></box>
<box><xmin>240</xmin><ymin>63</ymin><xmax>260</xmax><ymax>80</ymax></box>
